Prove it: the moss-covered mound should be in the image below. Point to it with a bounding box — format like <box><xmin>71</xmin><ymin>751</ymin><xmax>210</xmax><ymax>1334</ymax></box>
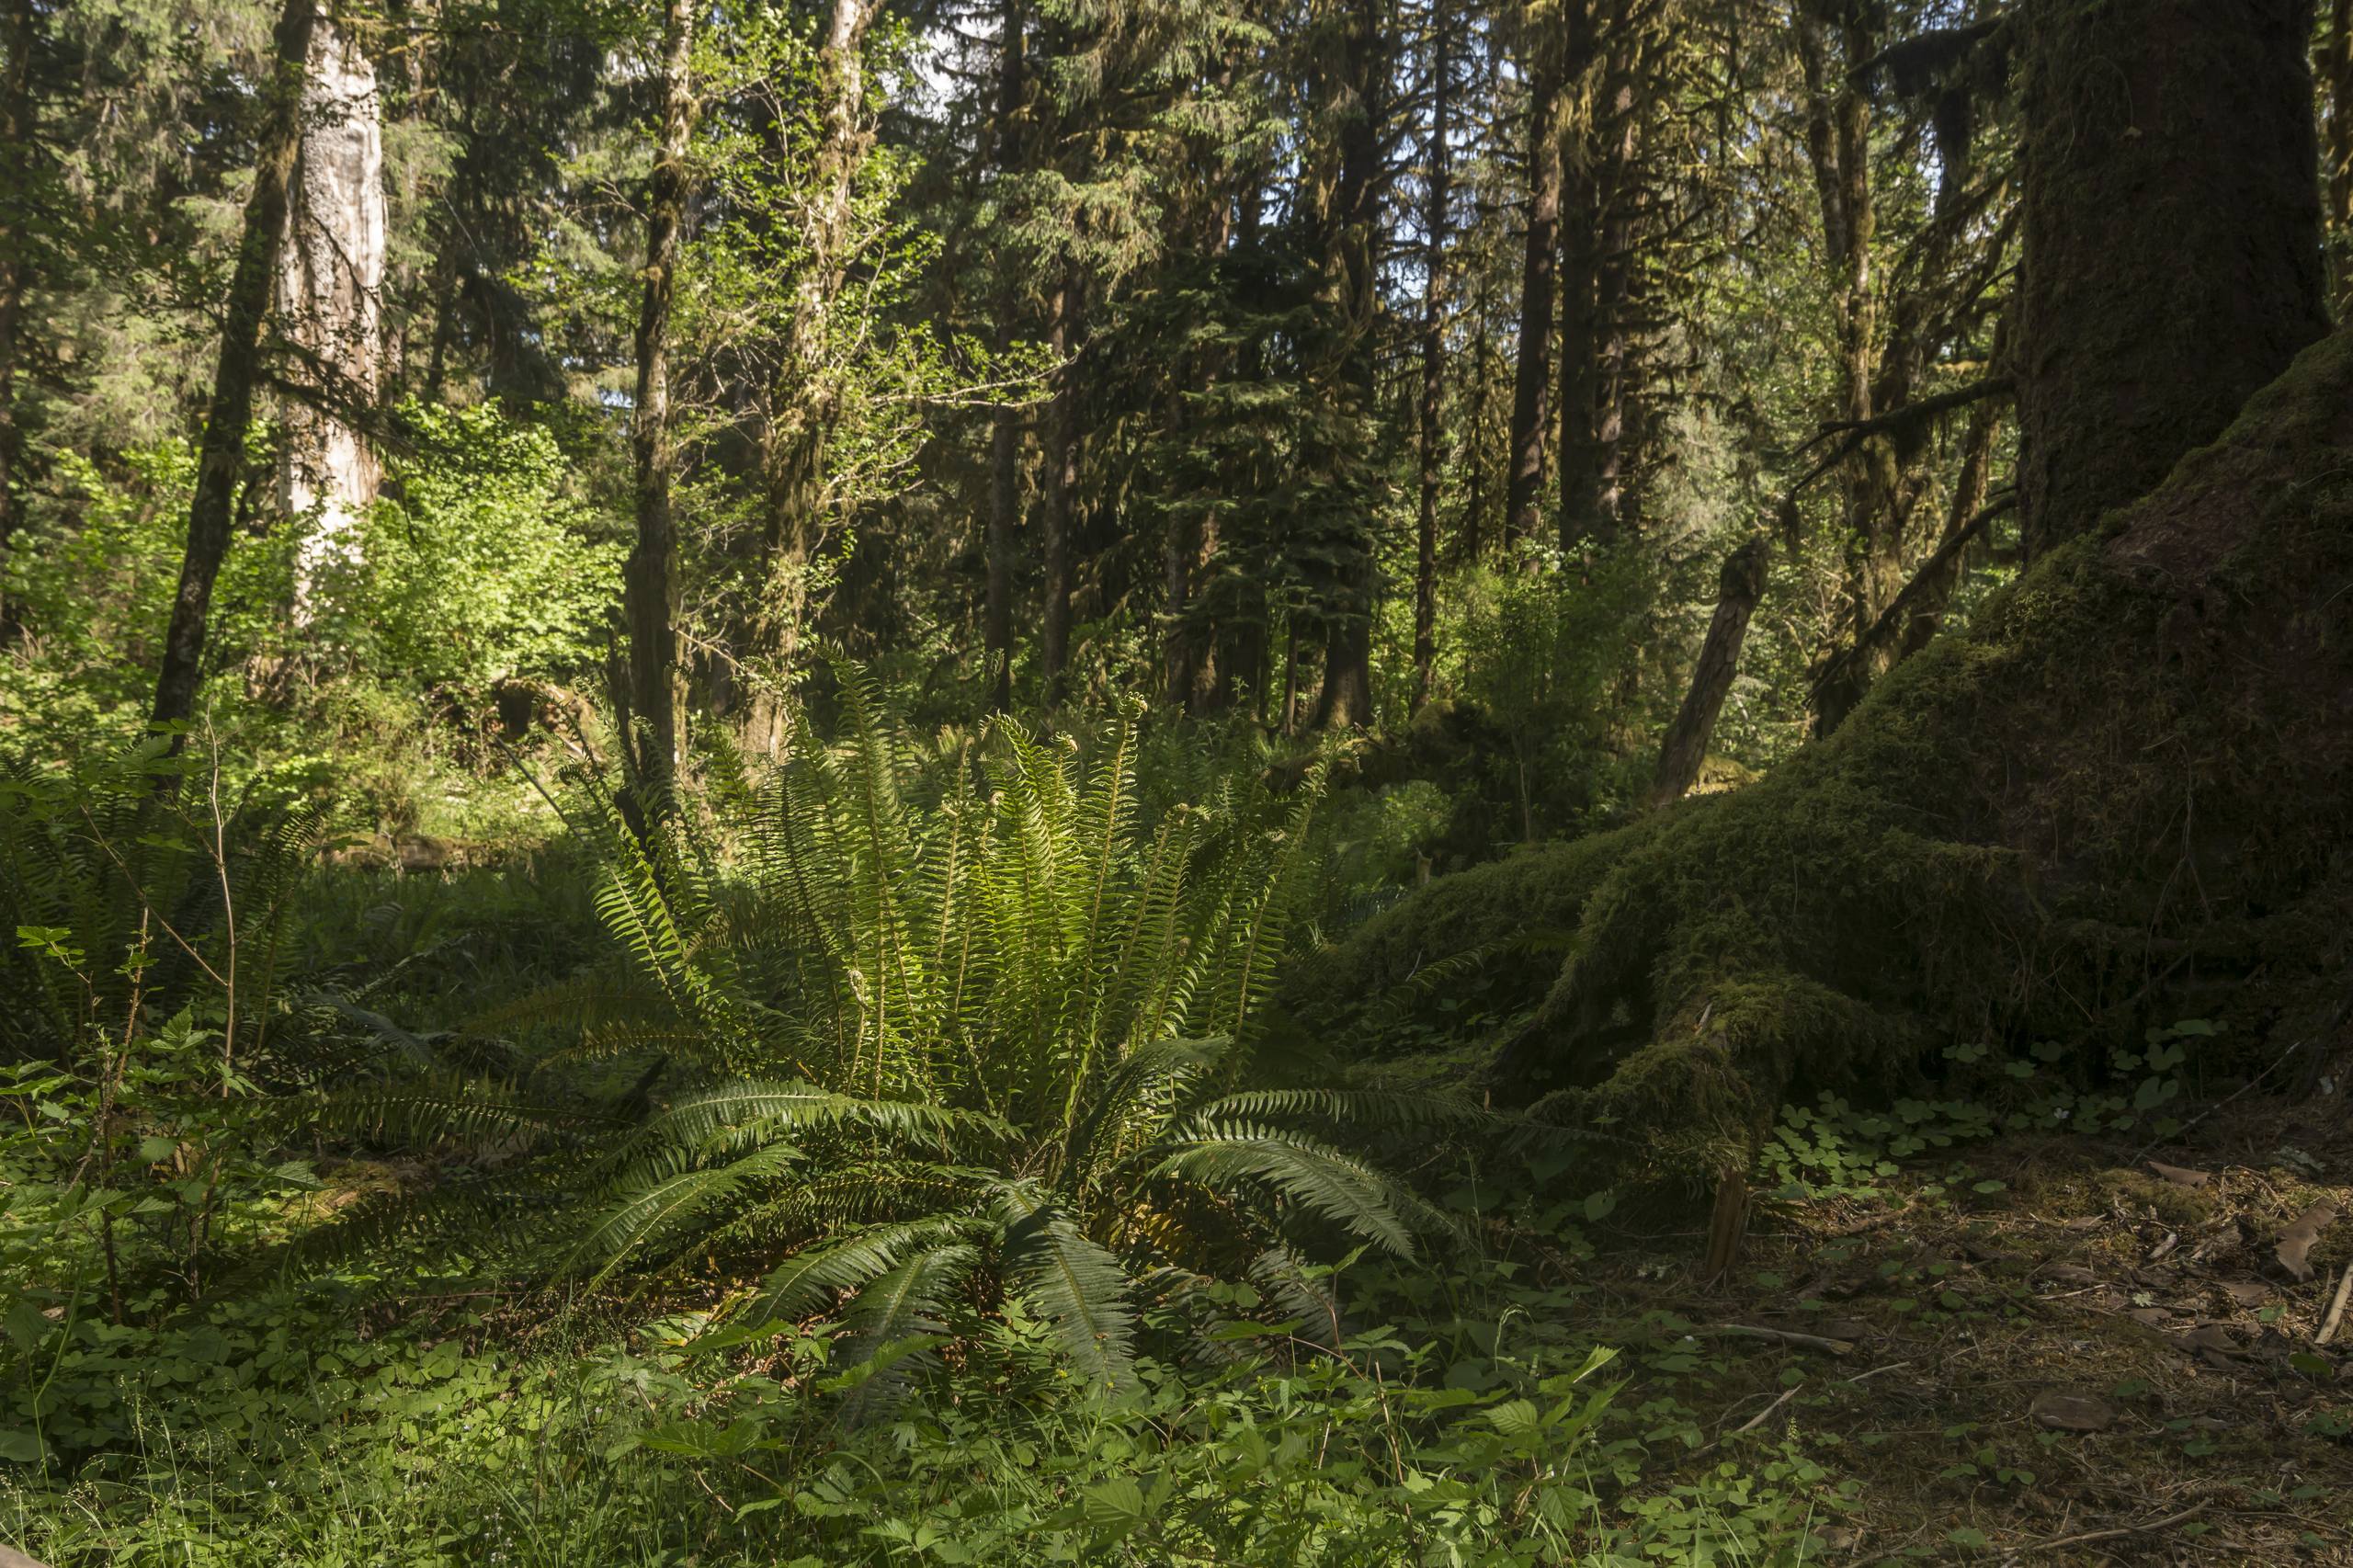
<box><xmin>1305</xmin><ymin>326</ymin><xmax>2353</xmax><ymax>1193</ymax></box>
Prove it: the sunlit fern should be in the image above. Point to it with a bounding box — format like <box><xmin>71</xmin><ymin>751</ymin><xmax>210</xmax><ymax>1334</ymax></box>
<box><xmin>306</xmin><ymin>658</ymin><xmax>1478</xmax><ymax>1403</ymax></box>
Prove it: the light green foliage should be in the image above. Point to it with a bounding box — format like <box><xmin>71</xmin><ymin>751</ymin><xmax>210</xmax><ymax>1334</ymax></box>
<box><xmin>0</xmin><ymin>408</ymin><xmax>616</xmax><ymax>835</ymax></box>
<box><xmin>304</xmin><ymin>663</ymin><xmax>1466</xmax><ymax>1405</ymax></box>
<box><xmin>318</xmin><ymin>403</ymin><xmax>623</xmax><ymax>699</ymax></box>
<box><xmin>0</xmin><ymin>437</ymin><xmax>291</xmax><ymax>749</ymax></box>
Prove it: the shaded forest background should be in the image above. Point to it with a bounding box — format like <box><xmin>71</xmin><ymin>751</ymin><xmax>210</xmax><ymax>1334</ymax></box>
<box><xmin>9</xmin><ymin>0</ymin><xmax>2280</xmax><ymax>846</ymax></box>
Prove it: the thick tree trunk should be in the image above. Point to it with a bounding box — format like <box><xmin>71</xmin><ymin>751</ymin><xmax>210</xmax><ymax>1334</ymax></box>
<box><xmin>1647</xmin><ymin>536</ymin><xmax>1767</xmax><ymax>809</ymax></box>
<box><xmin>1503</xmin><ymin>55</ymin><xmax>1562</xmax><ymax>546</ymax></box>
<box><xmin>620</xmin><ymin>0</ymin><xmax>694</xmax><ymax>786</ymax></box>
<box><xmin>1413</xmin><ymin>5</ymin><xmax>1453</xmax><ymax>712</ymax></box>
<box><xmin>152</xmin><ymin>0</ymin><xmax>319</xmax><ymax>732</ymax></box>
<box><xmin>2016</xmin><ymin>0</ymin><xmax>2325</xmax><ymax>557</ymax></box>
<box><xmin>1556</xmin><ymin>145</ymin><xmax>1601</xmax><ymax>552</ymax></box>
<box><xmin>1586</xmin><ymin>65</ymin><xmax>1641</xmax><ymax>543</ymax></box>
<box><xmin>278</xmin><ymin>11</ymin><xmax>386</xmax><ymax>620</ymax></box>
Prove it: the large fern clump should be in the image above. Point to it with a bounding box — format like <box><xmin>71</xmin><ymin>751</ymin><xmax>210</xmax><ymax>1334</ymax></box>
<box><xmin>346</xmin><ymin>664</ymin><xmax>1463</xmax><ymax>1399</ymax></box>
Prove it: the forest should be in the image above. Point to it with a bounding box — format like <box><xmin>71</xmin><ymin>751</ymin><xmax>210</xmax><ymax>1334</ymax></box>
<box><xmin>3</xmin><ymin>0</ymin><xmax>2352</xmax><ymax>1558</ymax></box>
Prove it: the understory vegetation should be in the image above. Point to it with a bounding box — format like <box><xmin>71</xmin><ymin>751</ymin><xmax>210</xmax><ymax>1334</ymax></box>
<box><xmin>7</xmin><ymin>0</ymin><xmax>2353</xmax><ymax>1558</ymax></box>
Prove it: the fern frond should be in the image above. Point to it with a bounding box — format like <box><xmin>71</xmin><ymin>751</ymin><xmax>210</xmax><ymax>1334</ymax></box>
<box><xmin>1153</xmin><ymin>1121</ymin><xmax>1418</xmax><ymax>1259</ymax></box>
<box><xmin>614</xmin><ymin>1079</ymin><xmax>1004</xmax><ymax>1163</ymax></box>
<box><xmin>836</xmin><ymin>1240</ymin><xmax>981</xmax><ymax>1425</ymax></box>
<box><xmin>995</xmin><ymin>1182</ymin><xmax>1137</xmax><ymax>1393</ymax></box>
<box><xmin>733</xmin><ymin>1216</ymin><xmax>971</xmax><ymax>1331</ymax></box>
<box><xmin>1249</xmin><ymin>1244</ymin><xmax>1345</xmax><ymax>1346</ymax></box>
<box><xmin>558</xmin><ymin>1142</ymin><xmax>801</xmax><ymax>1289</ymax></box>
<box><xmin>1195</xmin><ymin>1086</ymin><xmax>1492</xmax><ymax>1133</ymax></box>
<box><xmin>296</xmin><ymin>1074</ymin><xmax>617</xmax><ymax>1152</ymax></box>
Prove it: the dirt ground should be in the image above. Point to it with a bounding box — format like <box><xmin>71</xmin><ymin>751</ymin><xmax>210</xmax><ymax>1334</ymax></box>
<box><xmin>1568</xmin><ymin>1083</ymin><xmax>2353</xmax><ymax>1563</ymax></box>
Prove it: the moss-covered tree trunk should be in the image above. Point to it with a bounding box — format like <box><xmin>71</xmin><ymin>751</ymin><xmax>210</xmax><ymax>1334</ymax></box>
<box><xmin>1504</xmin><ymin>48</ymin><xmax>1561</xmax><ymax>549</ymax></box>
<box><xmin>619</xmin><ymin>0</ymin><xmax>695</xmax><ymax>790</ymax></box>
<box><xmin>1299</xmin><ymin>0</ymin><xmax>2349</xmax><ymax>1196</ymax></box>
<box><xmin>152</xmin><ymin>0</ymin><xmax>318</xmax><ymax>733</ymax></box>
<box><xmin>2016</xmin><ymin>0</ymin><xmax>2325</xmax><ymax>557</ymax></box>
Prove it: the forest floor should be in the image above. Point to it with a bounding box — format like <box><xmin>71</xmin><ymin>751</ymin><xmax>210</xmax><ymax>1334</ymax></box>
<box><xmin>1540</xmin><ymin>1085</ymin><xmax>2353</xmax><ymax>1562</ymax></box>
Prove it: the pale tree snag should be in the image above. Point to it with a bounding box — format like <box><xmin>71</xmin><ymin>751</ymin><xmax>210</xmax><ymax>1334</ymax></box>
<box><xmin>278</xmin><ymin>10</ymin><xmax>385</xmax><ymax>620</ymax></box>
<box><xmin>153</xmin><ymin>0</ymin><xmax>319</xmax><ymax>733</ymax></box>
<box><xmin>1647</xmin><ymin>536</ymin><xmax>1767</xmax><ymax>809</ymax></box>
<box><xmin>620</xmin><ymin>0</ymin><xmax>695</xmax><ymax>789</ymax></box>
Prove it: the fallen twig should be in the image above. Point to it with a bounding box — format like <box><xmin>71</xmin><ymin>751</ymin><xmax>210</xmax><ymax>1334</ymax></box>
<box><xmin>2018</xmin><ymin>1504</ymin><xmax>2203</xmax><ymax>1555</ymax></box>
<box><xmin>2318</xmin><ymin>1262</ymin><xmax>2353</xmax><ymax>1346</ymax></box>
<box><xmin>1843</xmin><ymin>1360</ymin><xmax>1913</xmax><ymax>1385</ymax></box>
<box><xmin>1726</xmin><ymin>1382</ymin><xmax>1802</xmax><ymax>1438</ymax></box>
<box><xmin>1709</xmin><ymin>1324</ymin><xmax>1855</xmax><ymax>1355</ymax></box>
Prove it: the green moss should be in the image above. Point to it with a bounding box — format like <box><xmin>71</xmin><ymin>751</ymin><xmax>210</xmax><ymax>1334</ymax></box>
<box><xmin>1283</xmin><ymin>825</ymin><xmax>1643</xmax><ymax>1028</ymax></box>
<box><xmin>1324</xmin><ymin>327</ymin><xmax>2353</xmax><ymax>1196</ymax></box>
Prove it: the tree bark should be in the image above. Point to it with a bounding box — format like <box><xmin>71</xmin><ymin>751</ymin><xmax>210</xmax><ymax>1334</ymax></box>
<box><xmin>1586</xmin><ymin>61</ymin><xmax>1642</xmax><ymax>544</ymax></box>
<box><xmin>1504</xmin><ymin>50</ymin><xmax>1562</xmax><ymax>547</ymax></box>
<box><xmin>1412</xmin><ymin>3</ymin><xmax>1453</xmax><ymax>712</ymax></box>
<box><xmin>152</xmin><ymin>0</ymin><xmax>320</xmax><ymax>732</ymax></box>
<box><xmin>1804</xmin><ymin>6</ymin><xmax>1898</xmax><ymax>717</ymax></box>
<box><xmin>1893</xmin><ymin>404</ymin><xmax>1997</xmax><ymax>663</ymax></box>
<box><xmin>1461</xmin><ymin>260</ymin><xmax>1491</xmax><ymax>563</ymax></box>
<box><xmin>1648</xmin><ymin>536</ymin><xmax>1767</xmax><ymax>809</ymax></box>
<box><xmin>1556</xmin><ymin>111</ymin><xmax>1602</xmax><ymax>552</ymax></box>
<box><xmin>1310</xmin><ymin>0</ymin><xmax>1381</xmax><ymax>728</ymax></box>
<box><xmin>0</xmin><ymin>0</ymin><xmax>33</xmax><ymax>636</ymax></box>
<box><xmin>983</xmin><ymin>0</ymin><xmax>1027</xmax><ymax>712</ymax></box>
<box><xmin>620</xmin><ymin>0</ymin><xmax>695</xmax><ymax>786</ymax></box>
<box><xmin>278</xmin><ymin>10</ymin><xmax>386</xmax><ymax>621</ymax></box>
<box><xmin>745</xmin><ymin>0</ymin><xmax>881</xmax><ymax>753</ymax></box>
<box><xmin>1040</xmin><ymin>272</ymin><xmax>1079</xmax><ymax>699</ymax></box>
<box><xmin>2324</xmin><ymin>0</ymin><xmax>2353</xmax><ymax>306</ymax></box>
<box><xmin>2016</xmin><ymin>0</ymin><xmax>2325</xmax><ymax>558</ymax></box>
